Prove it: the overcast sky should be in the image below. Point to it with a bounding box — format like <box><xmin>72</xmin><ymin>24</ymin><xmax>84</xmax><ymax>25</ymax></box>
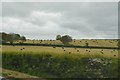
<box><xmin>2</xmin><ymin>2</ymin><xmax>118</xmax><ymax>40</ymax></box>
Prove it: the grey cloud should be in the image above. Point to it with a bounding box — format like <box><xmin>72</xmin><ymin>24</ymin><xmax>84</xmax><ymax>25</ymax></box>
<box><xmin>2</xmin><ymin>2</ymin><xmax>118</xmax><ymax>39</ymax></box>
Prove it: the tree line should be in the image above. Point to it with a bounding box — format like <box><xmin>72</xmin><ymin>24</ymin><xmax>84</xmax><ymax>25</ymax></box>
<box><xmin>1</xmin><ymin>32</ymin><xmax>73</xmax><ymax>45</ymax></box>
<box><xmin>0</xmin><ymin>32</ymin><xmax>26</xmax><ymax>44</ymax></box>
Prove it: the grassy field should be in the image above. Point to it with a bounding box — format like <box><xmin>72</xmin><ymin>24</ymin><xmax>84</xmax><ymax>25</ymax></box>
<box><xmin>2</xmin><ymin>45</ymin><xmax>118</xmax><ymax>58</ymax></box>
<box><xmin>1</xmin><ymin>39</ymin><xmax>119</xmax><ymax>79</ymax></box>
<box><xmin>15</xmin><ymin>39</ymin><xmax>118</xmax><ymax>47</ymax></box>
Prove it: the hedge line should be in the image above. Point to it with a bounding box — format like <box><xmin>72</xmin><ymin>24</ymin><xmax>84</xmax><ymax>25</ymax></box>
<box><xmin>2</xmin><ymin>43</ymin><xmax>120</xmax><ymax>49</ymax></box>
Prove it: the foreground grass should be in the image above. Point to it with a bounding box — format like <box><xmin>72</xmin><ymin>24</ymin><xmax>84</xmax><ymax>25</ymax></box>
<box><xmin>2</xmin><ymin>51</ymin><xmax>119</xmax><ymax>78</ymax></box>
<box><xmin>1</xmin><ymin>68</ymin><xmax>38</xmax><ymax>78</ymax></box>
<box><xmin>1</xmin><ymin>68</ymin><xmax>47</xmax><ymax>80</ymax></box>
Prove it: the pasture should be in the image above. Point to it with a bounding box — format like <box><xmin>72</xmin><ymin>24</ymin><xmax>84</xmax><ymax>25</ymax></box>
<box><xmin>1</xmin><ymin>39</ymin><xmax>119</xmax><ymax>79</ymax></box>
<box><xmin>16</xmin><ymin>39</ymin><xmax>118</xmax><ymax>47</ymax></box>
<box><xmin>2</xmin><ymin>45</ymin><xmax>118</xmax><ymax>58</ymax></box>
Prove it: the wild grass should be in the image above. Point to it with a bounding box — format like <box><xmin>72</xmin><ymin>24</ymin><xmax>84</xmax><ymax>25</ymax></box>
<box><xmin>2</xmin><ymin>51</ymin><xmax>119</xmax><ymax>78</ymax></box>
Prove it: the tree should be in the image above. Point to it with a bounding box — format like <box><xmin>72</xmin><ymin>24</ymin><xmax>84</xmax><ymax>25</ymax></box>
<box><xmin>20</xmin><ymin>36</ymin><xmax>26</xmax><ymax>43</ymax></box>
<box><xmin>60</xmin><ymin>35</ymin><xmax>72</xmax><ymax>45</ymax></box>
<box><xmin>56</xmin><ymin>35</ymin><xmax>61</xmax><ymax>40</ymax></box>
<box><xmin>8</xmin><ymin>33</ymin><xmax>15</xmax><ymax>44</ymax></box>
<box><xmin>2</xmin><ymin>32</ymin><xmax>8</xmax><ymax>43</ymax></box>
<box><xmin>14</xmin><ymin>34</ymin><xmax>21</xmax><ymax>41</ymax></box>
<box><xmin>1</xmin><ymin>32</ymin><xmax>27</xmax><ymax>44</ymax></box>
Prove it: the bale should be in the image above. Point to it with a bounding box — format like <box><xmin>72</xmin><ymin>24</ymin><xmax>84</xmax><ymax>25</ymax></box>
<box><xmin>53</xmin><ymin>47</ymin><xmax>56</xmax><ymax>48</ymax></box>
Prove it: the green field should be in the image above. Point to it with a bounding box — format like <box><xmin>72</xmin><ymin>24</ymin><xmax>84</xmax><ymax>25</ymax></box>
<box><xmin>1</xmin><ymin>39</ymin><xmax>119</xmax><ymax>79</ymax></box>
<box><xmin>16</xmin><ymin>39</ymin><xmax>118</xmax><ymax>47</ymax></box>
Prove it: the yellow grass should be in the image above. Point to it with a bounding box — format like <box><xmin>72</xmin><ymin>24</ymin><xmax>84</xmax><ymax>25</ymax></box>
<box><xmin>2</xmin><ymin>45</ymin><xmax>118</xmax><ymax>58</ymax></box>
<box><xmin>14</xmin><ymin>39</ymin><xmax>118</xmax><ymax>47</ymax></box>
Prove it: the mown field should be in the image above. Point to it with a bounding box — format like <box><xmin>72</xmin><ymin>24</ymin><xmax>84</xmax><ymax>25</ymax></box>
<box><xmin>1</xmin><ymin>39</ymin><xmax>119</xmax><ymax>79</ymax></box>
<box><xmin>16</xmin><ymin>39</ymin><xmax>118</xmax><ymax>47</ymax></box>
<box><xmin>2</xmin><ymin>45</ymin><xmax>118</xmax><ymax>58</ymax></box>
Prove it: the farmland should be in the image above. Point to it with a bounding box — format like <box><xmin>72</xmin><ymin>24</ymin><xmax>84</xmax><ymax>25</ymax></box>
<box><xmin>2</xmin><ymin>45</ymin><xmax>118</xmax><ymax>58</ymax></box>
<box><xmin>1</xmin><ymin>39</ymin><xmax>119</xmax><ymax>79</ymax></box>
<box><xmin>17</xmin><ymin>39</ymin><xmax>118</xmax><ymax>47</ymax></box>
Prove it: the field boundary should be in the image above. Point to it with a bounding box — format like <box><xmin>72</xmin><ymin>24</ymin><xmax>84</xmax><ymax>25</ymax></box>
<box><xmin>1</xmin><ymin>43</ymin><xmax>120</xmax><ymax>50</ymax></box>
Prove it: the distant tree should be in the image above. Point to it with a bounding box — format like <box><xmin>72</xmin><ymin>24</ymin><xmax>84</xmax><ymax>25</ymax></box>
<box><xmin>1</xmin><ymin>32</ymin><xmax>26</xmax><ymax>44</ymax></box>
<box><xmin>56</xmin><ymin>35</ymin><xmax>61</xmax><ymax>40</ymax></box>
<box><xmin>8</xmin><ymin>33</ymin><xmax>15</xmax><ymax>44</ymax></box>
<box><xmin>20</xmin><ymin>36</ymin><xmax>26</xmax><ymax>43</ymax></box>
<box><xmin>60</xmin><ymin>35</ymin><xmax>72</xmax><ymax>45</ymax></box>
<box><xmin>1</xmin><ymin>32</ymin><xmax>27</xmax><ymax>44</ymax></box>
<box><xmin>14</xmin><ymin>34</ymin><xmax>21</xmax><ymax>41</ymax></box>
<box><xmin>2</xmin><ymin>32</ymin><xmax>7</xmax><ymax>43</ymax></box>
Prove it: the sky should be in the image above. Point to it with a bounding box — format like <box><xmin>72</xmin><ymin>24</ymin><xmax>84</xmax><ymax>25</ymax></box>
<box><xmin>1</xmin><ymin>2</ymin><xmax>118</xmax><ymax>40</ymax></box>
